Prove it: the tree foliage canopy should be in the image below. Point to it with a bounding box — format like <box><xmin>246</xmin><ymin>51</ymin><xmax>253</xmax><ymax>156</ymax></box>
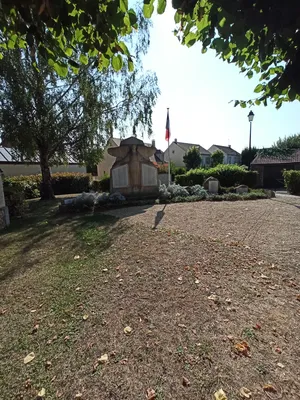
<box><xmin>168</xmin><ymin>0</ymin><xmax>300</xmax><ymax>108</ymax></box>
<box><xmin>0</xmin><ymin>0</ymin><xmax>152</xmax><ymax>75</ymax></box>
<box><xmin>183</xmin><ymin>146</ymin><xmax>202</xmax><ymax>170</ymax></box>
<box><xmin>241</xmin><ymin>146</ymin><xmax>258</xmax><ymax>167</ymax></box>
<box><xmin>211</xmin><ymin>149</ymin><xmax>224</xmax><ymax>166</ymax></box>
<box><xmin>3</xmin><ymin>0</ymin><xmax>300</xmax><ymax>107</ymax></box>
<box><xmin>0</xmin><ymin>48</ymin><xmax>159</xmax><ymax>198</ymax></box>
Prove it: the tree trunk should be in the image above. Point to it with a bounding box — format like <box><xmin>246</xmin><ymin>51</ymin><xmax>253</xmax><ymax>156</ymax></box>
<box><xmin>40</xmin><ymin>150</ymin><xmax>55</xmax><ymax>200</ymax></box>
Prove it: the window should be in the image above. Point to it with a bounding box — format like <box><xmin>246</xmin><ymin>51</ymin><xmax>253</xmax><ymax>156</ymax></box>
<box><xmin>206</xmin><ymin>157</ymin><xmax>210</xmax><ymax>165</ymax></box>
<box><xmin>172</xmin><ymin>150</ymin><xmax>175</xmax><ymax>154</ymax></box>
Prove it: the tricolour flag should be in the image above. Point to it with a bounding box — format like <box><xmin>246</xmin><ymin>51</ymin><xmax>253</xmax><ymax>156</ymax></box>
<box><xmin>165</xmin><ymin>109</ymin><xmax>170</xmax><ymax>141</ymax></box>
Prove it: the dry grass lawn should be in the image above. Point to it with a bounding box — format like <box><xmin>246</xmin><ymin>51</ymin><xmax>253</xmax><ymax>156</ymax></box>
<box><xmin>1</xmin><ymin>198</ymin><xmax>300</xmax><ymax>400</ymax></box>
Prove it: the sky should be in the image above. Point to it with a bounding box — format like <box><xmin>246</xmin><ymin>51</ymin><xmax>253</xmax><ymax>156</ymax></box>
<box><xmin>140</xmin><ymin>5</ymin><xmax>300</xmax><ymax>153</ymax></box>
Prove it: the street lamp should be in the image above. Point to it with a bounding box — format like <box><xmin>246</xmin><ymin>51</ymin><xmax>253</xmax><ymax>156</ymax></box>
<box><xmin>247</xmin><ymin>110</ymin><xmax>254</xmax><ymax>150</ymax></box>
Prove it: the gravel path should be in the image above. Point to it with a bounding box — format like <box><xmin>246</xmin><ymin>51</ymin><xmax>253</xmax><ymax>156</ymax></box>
<box><xmin>105</xmin><ymin>199</ymin><xmax>300</xmax><ymax>270</ymax></box>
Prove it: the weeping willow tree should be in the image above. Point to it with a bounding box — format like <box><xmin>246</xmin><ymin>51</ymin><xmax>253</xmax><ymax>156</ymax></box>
<box><xmin>0</xmin><ymin>9</ymin><xmax>159</xmax><ymax>199</ymax></box>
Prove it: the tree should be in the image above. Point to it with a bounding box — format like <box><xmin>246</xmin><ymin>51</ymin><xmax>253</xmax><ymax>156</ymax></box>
<box><xmin>273</xmin><ymin>134</ymin><xmax>300</xmax><ymax>150</ymax></box>
<box><xmin>167</xmin><ymin>0</ymin><xmax>300</xmax><ymax>108</ymax></box>
<box><xmin>211</xmin><ymin>150</ymin><xmax>224</xmax><ymax>167</ymax></box>
<box><xmin>241</xmin><ymin>147</ymin><xmax>258</xmax><ymax>167</ymax></box>
<box><xmin>0</xmin><ymin>47</ymin><xmax>159</xmax><ymax>199</ymax></box>
<box><xmin>183</xmin><ymin>146</ymin><xmax>202</xmax><ymax>170</ymax></box>
<box><xmin>0</xmin><ymin>1</ymin><xmax>153</xmax><ymax>75</ymax></box>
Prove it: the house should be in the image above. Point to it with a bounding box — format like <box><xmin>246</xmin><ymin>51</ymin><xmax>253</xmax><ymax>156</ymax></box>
<box><xmin>251</xmin><ymin>149</ymin><xmax>300</xmax><ymax>188</ymax></box>
<box><xmin>163</xmin><ymin>139</ymin><xmax>211</xmax><ymax>167</ymax></box>
<box><xmin>208</xmin><ymin>145</ymin><xmax>241</xmax><ymax>164</ymax></box>
<box><xmin>0</xmin><ymin>146</ymin><xmax>86</xmax><ymax>177</ymax></box>
<box><xmin>97</xmin><ymin>137</ymin><xmax>164</xmax><ymax>178</ymax></box>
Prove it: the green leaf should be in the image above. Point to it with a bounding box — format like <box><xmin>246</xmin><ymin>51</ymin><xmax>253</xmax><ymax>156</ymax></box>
<box><xmin>247</xmin><ymin>70</ymin><xmax>253</xmax><ymax>79</ymax></box>
<box><xmin>185</xmin><ymin>32</ymin><xmax>197</xmax><ymax>47</ymax></box>
<box><xmin>65</xmin><ymin>48</ymin><xmax>73</xmax><ymax>57</ymax></box>
<box><xmin>128</xmin><ymin>9</ymin><xmax>137</xmax><ymax>25</ymax></box>
<box><xmin>240</xmin><ymin>101</ymin><xmax>246</xmax><ymax>108</ymax></box>
<box><xmin>157</xmin><ymin>0</ymin><xmax>166</xmax><ymax>14</ymax></box>
<box><xmin>288</xmin><ymin>88</ymin><xmax>296</xmax><ymax>101</ymax></box>
<box><xmin>128</xmin><ymin>58</ymin><xmax>134</xmax><ymax>72</ymax></box>
<box><xmin>112</xmin><ymin>54</ymin><xmax>123</xmax><ymax>71</ymax></box>
<box><xmin>79</xmin><ymin>54</ymin><xmax>88</xmax><ymax>65</ymax></box>
<box><xmin>254</xmin><ymin>84</ymin><xmax>263</xmax><ymax>93</ymax></box>
<box><xmin>255</xmin><ymin>99</ymin><xmax>261</xmax><ymax>105</ymax></box>
<box><xmin>174</xmin><ymin>11</ymin><xmax>181</xmax><ymax>24</ymax></box>
<box><xmin>143</xmin><ymin>2</ymin><xmax>154</xmax><ymax>18</ymax></box>
<box><xmin>120</xmin><ymin>0</ymin><xmax>128</xmax><ymax>13</ymax></box>
<box><xmin>234</xmin><ymin>100</ymin><xmax>239</xmax><ymax>107</ymax></box>
<box><xmin>53</xmin><ymin>62</ymin><xmax>68</xmax><ymax>77</ymax></box>
<box><xmin>219</xmin><ymin>17</ymin><xmax>226</xmax><ymax>28</ymax></box>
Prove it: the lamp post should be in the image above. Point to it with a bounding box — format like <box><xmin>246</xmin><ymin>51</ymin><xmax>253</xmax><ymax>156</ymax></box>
<box><xmin>247</xmin><ymin>110</ymin><xmax>254</xmax><ymax>151</ymax></box>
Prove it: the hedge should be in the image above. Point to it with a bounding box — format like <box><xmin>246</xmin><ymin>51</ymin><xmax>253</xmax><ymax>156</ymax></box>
<box><xmin>175</xmin><ymin>164</ymin><xmax>258</xmax><ymax>188</ymax></box>
<box><xmin>90</xmin><ymin>174</ymin><xmax>110</xmax><ymax>192</ymax></box>
<box><xmin>3</xmin><ymin>172</ymin><xmax>92</xmax><ymax>199</ymax></box>
<box><xmin>283</xmin><ymin>169</ymin><xmax>300</xmax><ymax>195</ymax></box>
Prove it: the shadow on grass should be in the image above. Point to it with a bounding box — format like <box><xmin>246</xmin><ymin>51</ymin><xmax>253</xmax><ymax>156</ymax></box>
<box><xmin>0</xmin><ymin>199</ymin><xmax>123</xmax><ymax>282</ymax></box>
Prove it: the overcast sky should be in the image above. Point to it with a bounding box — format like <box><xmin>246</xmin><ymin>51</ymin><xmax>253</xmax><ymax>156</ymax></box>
<box><xmin>140</xmin><ymin>5</ymin><xmax>300</xmax><ymax>153</ymax></box>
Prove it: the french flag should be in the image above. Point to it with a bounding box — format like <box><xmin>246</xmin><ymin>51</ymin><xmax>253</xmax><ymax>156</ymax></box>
<box><xmin>165</xmin><ymin>108</ymin><xmax>170</xmax><ymax>141</ymax></box>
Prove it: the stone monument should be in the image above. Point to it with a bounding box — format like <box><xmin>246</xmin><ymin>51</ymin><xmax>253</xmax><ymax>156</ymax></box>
<box><xmin>0</xmin><ymin>170</ymin><xmax>10</xmax><ymax>229</ymax></box>
<box><xmin>236</xmin><ymin>185</ymin><xmax>249</xmax><ymax>194</ymax></box>
<box><xmin>108</xmin><ymin>137</ymin><xmax>158</xmax><ymax>198</ymax></box>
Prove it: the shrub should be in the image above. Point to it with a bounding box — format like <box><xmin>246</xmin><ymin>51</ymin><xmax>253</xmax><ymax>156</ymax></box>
<box><xmin>167</xmin><ymin>184</ymin><xmax>189</xmax><ymax>197</ymax></box>
<box><xmin>183</xmin><ymin>146</ymin><xmax>202</xmax><ymax>170</ymax></box>
<box><xmin>3</xmin><ymin>175</ymin><xmax>40</xmax><ymax>199</ymax></box>
<box><xmin>109</xmin><ymin>192</ymin><xmax>126</xmax><ymax>203</ymax></box>
<box><xmin>73</xmin><ymin>192</ymin><xmax>97</xmax><ymax>210</ymax></box>
<box><xmin>211</xmin><ymin>150</ymin><xmax>224</xmax><ymax>167</ymax></box>
<box><xmin>51</xmin><ymin>172</ymin><xmax>91</xmax><ymax>194</ymax></box>
<box><xmin>90</xmin><ymin>174</ymin><xmax>110</xmax><ymax>192</ymax></box>
<box><xmin>175</xmin><ymin>164</ymin><xmax>258</xmax><ymax>188</ymax></box>
<box><xmin>158</xmin><ymin>184</ymin><xmax>171</xmax><ymax>200</ymax></box>
<box><xmin>283</xmin><ymin>169</ymin><xmax>300</xmax><ymax>195</ymax></box>
<box><xmin>188</xmin><ymin>184</ymin><xmax>208</xmax><ymax>198</ymax></box>
<box><xmin>3</xmin><ymin>172</ymin><xmax>92</xmax><ymax>199</ymax></box>
<box><xmin>3</xmin><ymin>183</ymin><xmax>27</xmax><ymax>216</ymax></box>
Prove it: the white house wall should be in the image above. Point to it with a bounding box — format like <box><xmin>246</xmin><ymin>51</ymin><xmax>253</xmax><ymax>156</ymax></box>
<box><xmin>0</xmin><ymin>163</ymin><xmax>86</xmax><ymax>177</ymax></box>
<box><xmin>164</xmin><ymin>142</ymin><xmax>210</xmax><ymax>167</ymax></box>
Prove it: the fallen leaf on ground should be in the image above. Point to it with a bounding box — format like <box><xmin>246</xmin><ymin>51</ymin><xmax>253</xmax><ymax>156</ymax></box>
<box><xmin>177</xmin><ymin>276</ymin><xmax>183</xmax><ymax>281</ymax></box>
<box><xmin>240</xmin><ymin>387</ymin><xmax>252</xmax><ymax>398</ymax></box>
<box><xmin>277</xmin><ymin>363</ymin><xmax>285</xmax><ymax>368</ymax></box>
<box><xmin>75</xmin><ymin>393</ymin><xmax>83</xmax><ymax>398</ymax></box>
<box><xmin>214</xmin><ymin>388</ymin><xmax>228</xmax><ymax>400</ymax></box>
<box><xmin>234</xmin><ymin>341</ymin><xmax>250</xmax><ymax>357</ymax></box>
<box><xmin>194</xmin><ymin>279</ymin><xmax>200</xmax><ymax>284</ymax></box>
<box><xmin>253</xmin><ymin>323</ymin><xmax>261</xmax><ymax>330</ymax></box>
<box><xmin>82</xmin><ymin>314</ymin><xmax>89</xmax><ymax>321</ymax></box>
<box><xmin>275</xmin><ymin>347</ymin><xmax>282</xmax><ymax>354</ymax></box>
<box><xmin>296</xmin><ymin>294</ymin><xmax>300</xmax><ymax>301</ymax></box>
<box><xmin>24</xmin><ymin>352</ymin><xmax>35</xmax><ymax>364</ymax></box>
<box><xmin>98</xmin><ymin>354</ymin><xmax>108</xmax><ymax>364</ymax></box>
<box><xmin>74</xmin><ymin>255</ymin><xmax>80</xmax><ymax>260</ymax></box>
<box><xmin>263</xmin><ymin>384</ymin><xmax>277</xmax><ymax>393</ymax></box>
<box><xmin>31</xmin><ymin>324</ymin><xmax>39</xmax><ymax>334</ymax></box>
<box><xmin>146</xmin><ymin>388</ymin><xmax>156</xmax><ymax>400</ymax></box>
<box><xmin>208</xmin><ymin>294</ymin><xmax>218</xmax><ymax>302</ymax></box>
<box><xmin>37</xmin><ymin>388</ymin><xmax>45</xmax><ymax>398</ymax></box>
<box><xmin>45</xmin><ymin>360</ymin><xmax>52</xmax><ymax>369</ymax></box>
<box><xmin>182</xmin><ymin>376</ymin><xmax>190</xmax><ymax>387</ymax></box>
<box><xmin>178</xmin><ymin>324</ymin><xmax>187</xmax><ymax>328</ymax></box>
<box><xmin>102</xmin><ymin>268</ymin><xmax>108</xmax><ymax>272</ymax></box>
<box><xmin>124</xmin><ymin>326</ymin><xmax>132</xmax><ymax>334</ymax></box>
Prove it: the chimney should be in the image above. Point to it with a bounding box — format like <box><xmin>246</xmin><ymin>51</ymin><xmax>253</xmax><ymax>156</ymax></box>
<box><xmin>228</xmin><ymin>144</ymin><xmax>231</xmax><ymax>148</ymax></box>
<box><xmin>151</xmin><ymin>139</ymin><xmax>156</xmax><ymax>147</ymax></box>
<box><xmin>174</xmin><ymin>138</ymin><xmax>177</xmax><ymax>144</ymax></box>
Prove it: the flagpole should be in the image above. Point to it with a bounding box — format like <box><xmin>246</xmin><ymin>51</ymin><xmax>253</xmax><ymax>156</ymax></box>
<box><xmin>167</xmin><ymin>108</ymin><xmax>171</xmax><ymax>185</ymax></box>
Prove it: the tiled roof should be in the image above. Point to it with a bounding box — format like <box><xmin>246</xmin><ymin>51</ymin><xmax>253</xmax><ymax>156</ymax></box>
<box><xmin>175</xmin><ymin>142</ymin><xmax>211</xmax><ymax>155</ymax></box>
<box><xmin>210</xmin><ymin>145</ymin><xmax>240</xmax><ymax>156</ymax></box>
<box><xmin>251</xmin><ymin>149</ymin><xmax>300</xmax><ymax>165</ymax></box>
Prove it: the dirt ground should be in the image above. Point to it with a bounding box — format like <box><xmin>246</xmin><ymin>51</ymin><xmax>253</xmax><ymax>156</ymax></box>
<box><xmin>1</xmin><ymin>198</ymin><xmax>300</xmax><ymax>400</ymax></box>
